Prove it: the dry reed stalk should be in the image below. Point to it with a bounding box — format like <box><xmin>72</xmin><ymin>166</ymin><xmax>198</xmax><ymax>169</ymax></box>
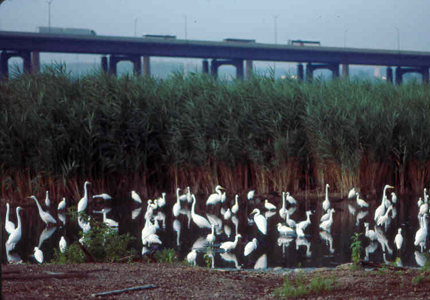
<box><xmin>359</xmin><ymin>156</ymin><xmax>391</xmax><ymax>195</ymax></box>
<box><xmin>408</xmin><ymin>161</ymin><xmax>430</xmax><ymax>192</ymax></box>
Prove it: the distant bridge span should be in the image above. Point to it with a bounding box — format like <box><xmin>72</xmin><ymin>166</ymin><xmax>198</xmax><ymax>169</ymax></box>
<box><xmin>1</xmin><ymin>30</ymin><xmax>429</xmax><ymax>83</ymax></box>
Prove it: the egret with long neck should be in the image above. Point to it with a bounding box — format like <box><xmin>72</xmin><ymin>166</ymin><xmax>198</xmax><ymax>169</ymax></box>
<box><xmin>78</xmin><ymin>181</ymin><xmax>91</xmax><ymax>213</ymax></box>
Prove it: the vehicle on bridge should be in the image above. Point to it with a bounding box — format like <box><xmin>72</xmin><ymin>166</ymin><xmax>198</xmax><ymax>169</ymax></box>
<box><xmin>37</xmin><ymin>26</ymin><xmax>96</xmax><ymax>36</ymax></box>
<box><xmin>143</xmin><ymin>34</ymin><xmax>177</xmax><ymax>39</ymax></box>
<box><xmin>288</xmin><ymin>39</ymin><xmax>321</xmax><ymax>46</ymax></box>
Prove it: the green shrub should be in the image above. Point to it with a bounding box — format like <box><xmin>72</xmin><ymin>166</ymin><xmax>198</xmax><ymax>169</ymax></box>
<box><xmin>153</xmin><ymin>248</ymin><xmax>178</xmax><ymax>263</ymax></box>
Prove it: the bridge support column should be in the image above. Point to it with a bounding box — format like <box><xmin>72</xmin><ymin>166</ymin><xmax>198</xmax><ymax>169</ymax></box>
<box><xmin>306</xmin><ymin>63</ymin><xmax>313</xmax><ymax>82</ymax></box>
<box><xmin>133</xmin><ymin>56</ymin><xmax>142</xmax><ymax>76</ymax></box>
<box><xmin>22</xmin><ymin>51</ymin><xmax>32</xmax><ymax>74</ymax></box>
<box><xmin>236</xmin><ymin>59</ymin><xmax>244</xmax><ymax>81</ymax></box>
<box><xmin>341</xmin><ymin>64</ymin><xmax>349</xmax><ymax>79</ymax></box>
<box><xmin>395</xmin><ymin>67</ymin><xmax>403</xmax><ymax>85</ymax></box>
<box><xmin>0</xmin><ymin>51</ymin><xmax>9</xmax><ymax>80</ymax></box>
<box><xmin>202</xmin><ymin>60</ymin><xmax>209</xmax><ymax>74</ymax></box>
<box><xmin>297</xmin><ymin>64</ymin><xmax>304</xmax><ymax>81</ymax></box>
<box><xmin>245</xmin><ymin>60</ymin><xmax>253</xmax><ymax>81</ymax></box>
<box><xmin>386</xmin><ymin>67</ymin><xmax>393</xmax><ymax>83</ymax></box>
<box><xmin>101</xmin><ymin>56</ymin><xmax>108</xmax><ymax>73</ymax></box>
<box><xmin>422</xmin><ymin>67</ymin><xmax>429</xmax><ymax>84</ymax></box>
<box><xmin>109</xmin><ymin>55</ymin><xmax>118</xmax><ymax>76</ymax></box>
<box><xmin>143</xmin><ymin>56</ymin><xmax>150</xmax><ymax>76</ymax></box>
<box><xmin>32</xmin><ymin>52</ymin><xmax>40</xmax><ymax>73</ymax></box>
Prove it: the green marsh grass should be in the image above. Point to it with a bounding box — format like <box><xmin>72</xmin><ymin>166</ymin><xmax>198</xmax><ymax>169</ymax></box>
<box><xmin>2</xmin><ymin>66</ymin><xmax>430</xmax><ymax>204</ymax></box>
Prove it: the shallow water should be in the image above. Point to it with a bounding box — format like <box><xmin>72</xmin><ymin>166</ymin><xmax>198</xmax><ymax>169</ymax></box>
<box><xmin>1</xmin><ymin>191</ymin><xmax>426</xmax><ymax>269</ymax></box>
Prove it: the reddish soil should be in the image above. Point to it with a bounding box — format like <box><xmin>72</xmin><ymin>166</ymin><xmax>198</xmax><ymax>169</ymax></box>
<box><xmin>2</xmin><ymin>262</ymin><xmax>430</xmax><ymax>299</ymax></box>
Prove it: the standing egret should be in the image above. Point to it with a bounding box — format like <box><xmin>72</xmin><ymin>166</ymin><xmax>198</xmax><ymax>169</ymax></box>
<box><xmin>364</xmin><ymin>222</ymin><xmax>377</xmax><ymax>241</ymax></box>
<box><xmin>59</xmin><ymin>236</ymin><xmax>67</xmax><ymax>253</ymax></box>
<box><xmin>296</xmin><ymin>226</ymin><xmax>305</xmax><ymax>238</ymax></box>
<box><xmin>247</xmin><ymin>190</ymin><xmax>255</xmax><ymax>201</ymax></box>
<box><xmin>277</xmin><ymin>223</ymin><xmax>295</xmax><ymax>235</ymax></box>
<box><xmin>250</xmin><ymin>208</ymin><xmax>267</xmax><ymax>235</ymax></box>
<box><xmin>131</xmin><ymin>190</ymin><xmax>142</xmax><ymax>204</ymax></box>
<box><xmin>374</xmin><ymin>185</ymin><xmax>394</xmax><ymax>221</ymax></box>
<box><xmin>5</xmin><ymin>203</ymin><xmax>16</xmax><ymax>235</ymax></box>
<box><xmin>286</xmin><ymin>211</ymin><xmax>296</xmax><ymax>228</ymax></box>
<box><xmin>322</xmin><ymin>184</ymin><xmax>330</xmax><ymax>211</ymax></box>
<box><xmin>395</xmin><ymin>228</ymin><xmax>403</xmax><ymax>251</ymax></box>
<box><xmin>254</xmin><ymin>253</ymin><xmax>267</xmax><ymax>270</ymax></box>
<box><xmin>244</xmin><ymin>238</ymin><xmax>258</xmax><ymax>256</ymax></box>
<box><xmin>45</xmin><ymin>190</ymin><xmax>50</xmax><ymax>207</ymax></box>
<box><xmin>224</xmin><ymin>208</ymin><xmax>232</xmax><ymax>220</ymax></box>
<box><xmin>319</xmin><ymin>208</ymin><xmax>335</xmax><ymax>232</ymax></box>
<box><xmin>57</xmin><ymin>197</ymin><xmax>66</xmax><ymax>210</ymax></box>
<box><xmin>286</xmin><ymin>192</ymin><xmax>297</xmax><ymax>205</ymax></box>
<box><xmin>157</xmin><ymin>192</ymin><xmax>166</xmax><ymax>208</ymax></box>
<box><xmin>92</xmin><ymin>193</ymin><xmax>112</xmax><ymax>201</ymax></box>
<box><xmin>419</xmin><ymin>199</ymin><xmax>429</xmax><ymax>217</ymax></box>
<box><xmin>296</xmin><ymin>211</ymin><xmax>312</xmax><ymax>231</ymax></box>
<box><xmin>348</xmin><ymin>187</ymin><xmax>357</xmax><ymax>199</ymax></box>
<box><xmin>187</xmin><ymin>249</ymin><xmax>197</xmax><ymax>266</ymax></box>
<box><xmin>220</xmin><ymin>234</ymin><xmax>242</xmax><ymax>252</ymax></box>
<box><xmin>172</xmin><ymin>192</ymin><xmax>181</xmax><ymax>217</ymax></box>
<box><xmin>34</xmin><ymin>247</ymin><xmax>44</xmax><ymax>264</ymax></box>
<box><xmin>415</xmin><ymin>213</ymin><xmax>428</xmax><ymax>252</ymax></box>
<box><xmin>206</xmin><ymin>185</ymin><xmax>225</xmax><ymax>205</ymax></box>
<box><xmin>264</xmin><ymin>199</ymin><xmax>276</xmax><ymax>210</ymax></box>
<box><xmin>418</xmin><ymin>197</ymin><xmax>424</xmax><ymax>207</ymax></box>
<box><xmin>78</xmin><ymin>181</ymin><xmax>91</xmax><ymax>213</ymax></box>
<box><xmin>320</xmin><ymin>209</ymin><xmax>331</xmax><ymax>223</ymax></box>
<box><xmin>191</xmin><ymin>195</ymin><xmax>212</xmax><ymax>229</ymax></box>
<box><xmin>279</xmin><ymin>192</ymin><xmax>287</xmax><ymax>219</ymax></box>
<box><xmin>101</xmin><ymin>208</ymin><xmax>118</xmax><ymax>228</ymax></box>
<box><xmin>356</xmin><ymin>193</ymin><xmax>369</xmax><ymax>208</ymax></box>
<box><xmin>6</xmin><ymin>207</ymin><xmax>23</xmax><ymax>249</ymax></box>
<box><xmin>376</xmin><ymin>206</ymin><xmax>393</xmax><ymax>229</ymax></box>
<box><xmin>206</xmin><ymin>224</ymin><xmax>216</xmax><ymax>246</ymax></box>
<box><xmin>29</xmin><ymin>196</ymin><xmax>57</xmax><ymax>226</ymax></box>
<box><xmin>231</xmin><ymin>195</ymin><xmax>239</xmax><ymax>214</ymax></box>
<box><xmin>391</xmin><ymin>192</ymin><xmax>397</xmax><ymax>204</ymax></box>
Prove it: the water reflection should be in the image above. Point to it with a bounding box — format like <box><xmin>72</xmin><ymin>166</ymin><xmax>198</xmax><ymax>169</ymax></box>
<box><xmin>3</xmin><ymin>191</ymin><xmax>430</xmax><ymax>270</ymax></box>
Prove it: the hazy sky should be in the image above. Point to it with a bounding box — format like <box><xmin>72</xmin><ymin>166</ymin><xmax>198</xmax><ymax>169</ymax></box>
<box><xmin>1</xmin><ymin>0</ymin><xmax>429</xmax><ymax>52</ymax></box>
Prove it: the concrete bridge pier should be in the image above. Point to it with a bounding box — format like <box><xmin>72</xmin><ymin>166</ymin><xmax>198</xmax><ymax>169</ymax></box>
<box><xmin>386</xmin><ymin>67</ymin><xmax>393</xmax><ymax>83</ymax></box>
<box><xmin>341</xmin><ymin>64</ymin><xmax>349</xmax><ymax>79</ymax></box>
<box><xmin>109</xmin><ymin>55</ymin><xmax>142</xmax><ymax>76</ymax></box>
<box><xmin>101</xmin><ymin>56</ymin><xmax>108</xmax><ymax>72</ymax></box>
<box><xmin>297</xmin><ymin>64</ymin><xmax>304</xmax><ymax>81</ymax></box>
<box><xmin>210</xmin><ymin>59</ymin><xmax>245</xmax><ymax>80</ymax></box>
<box><xmin>245</xmin><ymin>60</ymin><xmax>253</xmax><ymax>81</ymax></box>
<box><xmin>306</xmin><ymin>63</ymin><xmax>340</xmax><ymax>82</ymax></box>
<box><xmin>202</xmin><ymin>60</ymin><xmax>209</xmax><ymax>74</ymax></box>
<box><xmin>143</xmin><ymin>56</ymin><xmax>150</xmax><ymax>76</ymax></box>
<box><xmin>395</xmin><ymin>66</ymin><xmax>429</xmax><ymax>85</ymax></box>
<box><xmin>0</xmin><ymin>50</ymin><xmax>33</xmax><ymax>80</ymax></box>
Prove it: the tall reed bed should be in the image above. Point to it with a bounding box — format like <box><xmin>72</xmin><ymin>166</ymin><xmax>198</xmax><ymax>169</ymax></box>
<box><xmin>1</xmin><ymin>67</ymin><xmax>430</xmax><ymax>203</ymax></box>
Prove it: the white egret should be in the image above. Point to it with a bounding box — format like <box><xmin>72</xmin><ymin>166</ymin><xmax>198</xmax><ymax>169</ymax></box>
<box><xmin>296</xmin><ymin>210</ymin><xmax>312</xmax><ymax>231</ymax></box>
<box><xmin>391</xmin><ymin>192</ymin><xmax>397</xmax><ymax>204</ymax></box>
<box><xmin>78</xmin><ymin>181</ymin><xmax>91</xmax><ymax>213</ymax></box>
<box><xmin>224</xmin><ymin>208</ymin><xmax>232</xmax><ymax>220</ymax></box>
<box><xmin>286</xmin><ymin>211</ymin><xmax>296</xmax><ymax>228</ymax></box>
<box><xmin>191</xmin><ymin>236</ymin><xmax>209</xmax><ymax>250</ymax></box>
<box><xmin>264</xmin><ymin>199</ymin><xmax>276</xmax><ymax>211</ymax></box>
<box><xmin>177</xmin><ymin>187</ymin><xmax>188</xmax><ymax>202</ymax></box>
<box><xmin>131</xmin><ymin>190</ymin><xmax>142</xmax><ymax>204</ymax></box>
<box><xmin>172</xmin><ymin>191</ymin><xmax>181</xmax><ymax>218</ymax></box>
<box><xmin>250</xmin><ymin>208</ymin><xmax>267</xmax><ymax>235</ymax></box>
<box><xmin>376</xmin><ymin>206</ymin><xmax>393</xmax><ymax>229</ymax></box>
<box><xmin>29</xmin><ymin>196</ymin><xmax>57</xmax><ymax>226</ymax></box>
<box><xmin>375</xmin><ymin>226</ymin><xmax>393</xmax><ymax>255</ymax></box>
<box><xmin>220</xmin><ymin>252</ymin><xmax>241</xmax><ymax>269</ymax></box>
<box><xmin>364</xmin><ymin>222</ymin><xmax>377</xmax><ymax>241</ymax></box>
<box><xmin>45</xmin><ymin>190</ymin><xmax>50</xmax><ymax>207</ymax></box>
<box><xmin>348</xmin><ymin>204</ymin><xmax>356</xmax><ymax>216</ymax></box>
<box><xmin>186</xmin><ymin>187</ymin><xmax>193</xmax><ymax>203</ymax></box>
<box><xmin>247</xmin><ymin>190</ymin><xmax>255</xmax><ymax>201</ymax></box>
<box><xmin>5</xmin><ymin>203</ymin><xmax>16</xmax><ymax>235</ymax></box>
<box><xmin>157</xmin><ymin>192</ymin><xmax>166</xmax><ymax>207</ymax></box>
<box><xmin>187</xmin><ymin>249</ymin><xmax>197</xmax><ymax>266</ymax></box>
<box><xmin>141</xmin><ymin>219</ymin><xmax>157</xmax><ymax>243</ymax></box>
<box><xmin>356</xmin><ymin>193</ymin><xmax>369</xmax><ymax>208</ymax></box>
<box><xmin>206</xmin><ymin>213</ymin><xmax>222</xmax><ymax>231</ymax></box>
<box><xmin>92</xmin><ymin>193</ymin><xmax>112</xmax><ymax>201</ymax></box>
<box><xmin>206</xmin><ymin>224</ymin><xmax>216</xmax><ymax>246</ymax></box>
<box><xmin>142</xmin><ymin>233</ymin><xmax>162</xmax><ymax>246</ymax></box>
<box><xmin>286</xmin><ymin>192</ymin><xmax>297</xmax><ymax>205</ymax></box>
<box><xmin>101</xmin><ymin>208</ymin><xmax>118</xmax><ymax>228</ymax></box>
<box><xmin>59</xmin><ymin>236</ymin><xmax>67</xmax><ymax>253</ymax></box>
<box><xmin>173</xmin><ymin>219</ymin><xmax>181</xmax><ymax>246</ymax></box>
<box><xmin>356</xmin><ymin>210</ymin><xmax>368</xmax><ymax>227</ymax></box>
<box><xmin>191</xmin><ymin>195</ymin><xmax>212</xmax><ymax>229</ymax></box>
<box><xmin>34</xmin><ymin>247</ymin><xmax>44</xmax><ymax>264</ymax></box>
<box><xmin>131</xmin><ymin>207</ymin><xmax>142</xmax><ymax>220</ymax></box>
<box><xmin>277</xmin><ymin>223</ymin><xmax>296</xmax><ymax>236</ymax></box>
<box><xmin>6</xmin><ymin>207</ymin><xmax>23</xmax><ymax>249</ymax></box>
<box><xmin>220</xmin><ymin>233</ymin><xmax>242</xmax><ymax>252</ymax></box>
<box><xmin>206</xmin><ymin>185</ymin><xmax>225</xmax><ymax>205</ymax></box>
<box><xmin>155</xmin><ymin>211</ymin><xmax>166</xmax><ymax>229</ymax></box>
<box><xmin>232</xmin><ymin>215</ymin><xmax>239</xmax><ymax>236</ymax></box>
<box><xmin>254</xmin><ymin>253</ymin><xmax>267</xmax><ymax>270</ymax></box>
<box><xmin>244</xmin><ymin>238</ymin><xmax>258</xmax><ymax>256</ymax></box>
<box><xmin>279</xmin><ymin>192</ymin><xmax>287</xmax><ymax>219</ymax></box>
<box><xmin>418</xmin><ymin>197</ymin><xmax>424</xmax><ymax>207</ymax></box>
<box><xmin>348</xmin><ymin>187</ymin><xmax>357</xmax><ymax>199</ymax></box>
<box><xmin>322</xmin><ymin>184</ymin><xmax>330</xmax><ymax>211</ymax></box>
<box><xmin>319</xmin><ymin>208</ymin><xmax>335</xmax><ymax>232</ymax></box>
<box><xmin>374</xmin><ymin>185</ymin><xmax>393</xmax><ymax>221</ymax></box>
<box><xmin>265</xmin><ymin>210</ymin><xmax>277</xmax><ymax>219</ymax></box>
<box><xmin>320</xmin><ymin>208</ymin><xmax>331</xmax><ymax>223</ymax></box>
<box><xmin>231</xmin><ymin>194</ymin><xmax>239</xmax><ymax>214</ymax></box>
<box><xmin>57</xmin><ymin>197</ymin><xmax>66</xmax><ymax>210</ymax></box>
<box><xmin>395</xmin><ymin>228</ymin><xmax>403</xmax><ymax>251</ymax></box>
<box><xmin>296</xmin><ymin>226</ymin><xmax>305</xmax><ymax>238</ymax></box>
<box><xmin>415</xmin><ymin>213</ymin><xmax>428</xmax><ymax>252</ymax></box>
<box><xmin>419</xmin><ymin>200</ymin><xmax>429</xmax><ymax>217</ymax></box>
<box><xmin>224</xmin><ymin>224</ymin><xmax>232</xmax><ymax>238</ymax></box>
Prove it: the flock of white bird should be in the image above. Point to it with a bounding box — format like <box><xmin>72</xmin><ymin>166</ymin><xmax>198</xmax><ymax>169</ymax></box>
<box><xmin>3</xmin><ymin>181</ymin><xmax>430</xmax><ymax>268</ymax></box>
